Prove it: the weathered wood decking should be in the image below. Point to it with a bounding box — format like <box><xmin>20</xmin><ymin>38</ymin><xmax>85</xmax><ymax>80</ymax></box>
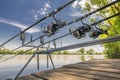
<box><xmin>17</xmin><ymin>59</ymin><xmax>120</xmax><ymax>80</ymax></box>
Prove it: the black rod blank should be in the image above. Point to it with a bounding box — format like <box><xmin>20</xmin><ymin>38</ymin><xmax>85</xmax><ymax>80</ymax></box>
<box><xmin>1</xmin><ymin>0</ymin><xmax>120</xmax><ymax>63</ymax></box>
<box><xmin>1</xmin><ymin>12</ymin><xmax>119</xmax><ymax>63</ymax></box>
<box><xmin>11</xmin><ymin>0</ymin><xmax>119</xmax><ymax>52</ymax></box>
<box><xmin>28</xmin><ymin>12</ymin><xmax>120</xmax><ymax>53</ymax></box>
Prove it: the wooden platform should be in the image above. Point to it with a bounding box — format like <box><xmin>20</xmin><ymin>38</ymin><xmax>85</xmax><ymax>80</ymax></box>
<box><xmin>17</xmin><ymin>59</ymin><xmax>120</xmax><ymax>80</ymax></box>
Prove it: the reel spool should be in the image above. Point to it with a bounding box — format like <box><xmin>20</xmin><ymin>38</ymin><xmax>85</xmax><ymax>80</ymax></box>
<box><xmin>42</xmin><ymin>15</ymin><xmax>67</xmax><ymax>37</ymax></box>
<box><xmin>89</xmin><ymin>26</ymin><xmax>108</xmax><ymax>38</ymax></box>
<box><xmin>69</xmin><ymin>26</ymin><xmax>91</xmax><ymax>39</ymax></box>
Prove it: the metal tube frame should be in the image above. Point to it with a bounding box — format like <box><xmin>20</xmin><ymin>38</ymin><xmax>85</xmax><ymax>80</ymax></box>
<box><xmin>1</xmin><ymin>11</ymin><xmax>120</xmax><ymax>63</ymax></box>
<box><xmin>39</xmin><ymin>35</ymin><xmax>120</xmax><ymax>54</ymax></box>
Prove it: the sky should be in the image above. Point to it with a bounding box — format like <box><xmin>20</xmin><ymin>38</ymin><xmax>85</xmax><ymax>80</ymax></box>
<box><xmin>0</xmin><ymin>0</ymin><xmax>104</xmax><ymax>52</ymax></box>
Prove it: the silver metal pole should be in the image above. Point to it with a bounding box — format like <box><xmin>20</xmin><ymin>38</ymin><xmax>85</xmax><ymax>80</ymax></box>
<box><xmin>37</xmin><ymin>53</ymin><xmax>39</xmax><ymax>71</ymax></box>
<box><xmin>48</xmin><ymin>54</ymin><xmax>55</xmax><ymax>69</ymax></box>
<box><xmin>14</xmin><ymin>53</ymin><xmax>36</xmax><ymax>80</ymax></box>
<box><xmin>39</xmin><ymin>35</ymin><xmax>120</xmax><ymax>54</ymax></box>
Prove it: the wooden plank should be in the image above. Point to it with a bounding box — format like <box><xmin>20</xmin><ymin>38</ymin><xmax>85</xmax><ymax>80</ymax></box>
<box><xmin>31</xmin><ymin>70</ymin><xmax>93</xmax><ymax>80</ymax></box>
<box><xmin>64</xmin><ymin>64</ymin><xmax>120</xmax><ymax>73</ymax></box>
<box><xmin>17</xmin><ymin>59</ymin><xmax>120</xmax><ymax>80</ymax></box>
<box><xmin>74</xmin><ymin>59</ymin><xmax>120</xmax><ymax>64</ymax></box>
<box><xmin>56</xmin><ymin>69</ymin><xmax>120</xmax><ymax>80</ymax></box>
<box><xmin>64</xmin><ymin>63</ymin><xmax>120</xmax><ymax>69</ymax></box>
<box><xmin>78</xmin><ymin>59</ymin><xmax>120</xmax><ymax>64</ymax></box>
<box><xmin>56</xmin><ymin>68</ymin><xmax>120</xmax><ymax>79</ymax></box>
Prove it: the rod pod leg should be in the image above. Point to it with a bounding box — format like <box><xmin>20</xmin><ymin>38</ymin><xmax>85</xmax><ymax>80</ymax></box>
<box><xmin>48</xmin><ymin>53</ymin><xmax>55</xmax><ymax>69</ymax></box>
<box><xmin>37</xmin><ymin>53</ymin><xmax>39</xmax><ymax>71</ymax></box>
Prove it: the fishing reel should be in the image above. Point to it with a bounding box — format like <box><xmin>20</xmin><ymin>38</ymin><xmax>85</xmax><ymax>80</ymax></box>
<box><xmin>69</xmin><ymin>26</ymin><xmax>91</xmax><ymax>39</ymax></box>
<box><xmin>89</xmin><ymin>26</ymin><xmax>108</xmax><ymax>38</ymax></box>
<box><xmin>42</xmin><ymin>16</ymin><xmax>67</xmax><ymax>37</ymax></box>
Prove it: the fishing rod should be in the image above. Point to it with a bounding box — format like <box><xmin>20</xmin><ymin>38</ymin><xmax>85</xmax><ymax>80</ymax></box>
<box><xmin>10</xmin><ymin>12</ymin><xmax>120</xmax><ymax>79</ymax></box>
<box><xmin>0</xmin><ymin>0</ymin><xmax>76</xmax><ymax>47</ymax></box>
<box><xmin>0</xmin><ymin>3</ymin><xmax>120</xmax><ymax>63</ymax></box>
<box><xmin>27</xmin><ymin>12</ymin><xmax>120</xmax><ymax>51</ymax></box>
<box><xmin>1</xmin><ymin>0</ymin><xmax>120</xmax><ymax>63</ymax></box>
<box><xmin>11</xmin><ymin>0</ymin><xmax>119</xmax><ymax>52</ymax></box>
<box><xmin>15</xmin><ymin>24</ymin><xmax>120</xmax><ymax>80</ymax></box>
<box><xmin>0</xmin><ymin>33</ymin><xmax>69</xmax><ymax>63</ymax></box>
<box><xmin>15</xmin><ymin>35</ymin><xmax>120</xmax><ymax>80</ymax></box>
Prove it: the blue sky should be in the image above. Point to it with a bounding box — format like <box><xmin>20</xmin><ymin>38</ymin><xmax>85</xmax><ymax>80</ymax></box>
<box><xmin>0</xmin><ymin>0</ymin><xmax>104</xmax><ymax>52</ymax></box>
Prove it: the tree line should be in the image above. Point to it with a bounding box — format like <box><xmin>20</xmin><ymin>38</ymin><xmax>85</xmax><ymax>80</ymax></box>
<box><xmin>52</xmin><ymin>48</ymin><xmax>102</xmax><ymax>55</ymax></box>
<box><xmin>0</xmin><ymin>49</ymin><xmax>34</xmax><ymax>54</ymax></box>
<box><xmin>0</xmin><ymin>48</ymin><xmax>102</xmax><ymax>55</ymax></box>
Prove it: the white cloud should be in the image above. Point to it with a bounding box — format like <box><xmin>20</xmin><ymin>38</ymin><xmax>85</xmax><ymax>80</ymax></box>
<box><xmin>70</xmin><ymin>0</ymin><xmax>98</xmax><ymax>17</ymax></box>
<box><xmin>72</xmin><ymin>0</ymin><xmax>80</xmax><ymax>8</ymax></box>
<box><xmin>32</xmin><ymin>1</ymin><xmax>51</xmax><ymax>20</ymax></box>
<box><xmin>68</xmin><ymin>0</ymin><xmax>86</xmax><ymax>17</ymax></box>
<box><xmin>45</xmin><ymin>1</ymin><xmax>51</xmax><ymax>8</ymax></box>
<box><xmin>33</xmin><ymin>14</ymin><xmax>38</xmax><ymax>20</ymax></box>
<box><xmin>0</xmin><ymin>18</ymin><xmax>41</xmax><ymax>33</ymax></box>
<box><xmin>72</xmin><ymin>0</ymin><xmax>87</xmax><ymax>8</ymax></box>
<box><xmin>39</xmin><ymin>1</ymin><xmax>51</xmax><ymax>15</ymax></box>
<box><xmin>69</xmin><ymin>11</ymin><xmax>83</xmax><ymax>17</ymax></box>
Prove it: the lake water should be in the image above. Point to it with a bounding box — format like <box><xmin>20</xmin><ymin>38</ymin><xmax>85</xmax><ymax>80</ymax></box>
<box><xmin>0</xmin><ymin>55</ymin><xmax>104</xmax><ymax>80</ymax></box>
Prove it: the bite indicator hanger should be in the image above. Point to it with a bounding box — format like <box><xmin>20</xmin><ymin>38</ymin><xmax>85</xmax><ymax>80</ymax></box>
<box><xmin>53</xmin><ymin>40</ymin><xmax>56</xmax><ymax>48</ymax></box>
<box><xmin>30</xmin><ymin>35</ymin><xmax>34</xmax><ymax>46</ymax></box>
<box><xmin>20</xmin><ymin>30</ymin><xmax>25</xmax><ymax>45</ymax></box>
<box><xmin>47</xmin><ymin>42</ymin><xmax>50</xmax><ymax>50</ymax></box>
<box><xmin>40</xmin><ymin>36</ymin><xmax>44</xmax><ymax>48</ymax></box>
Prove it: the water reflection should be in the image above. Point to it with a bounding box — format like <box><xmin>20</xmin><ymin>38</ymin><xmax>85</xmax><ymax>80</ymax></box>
<box><xmin>80</xmin><ymin>56</ymin><xmax>85</xmax><ymax>61</ymax></box>
<box><xmin>0</xmin><ymin>55</ymin><xmax>104</xmax><ymax>80</ymax></box>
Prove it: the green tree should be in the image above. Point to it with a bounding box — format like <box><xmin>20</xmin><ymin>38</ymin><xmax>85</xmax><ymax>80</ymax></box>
<box><xmin>78</xmin><ymin>0</ymin><xmax>120</xmax><ymax>58</ymax></box>
<box><xmin>63</xmin><ymin>50</ymin><xmax>70</xmax><ymax>55</ymax></box>
<box><xmin>86</xmin><ymin>49</ymin><xmax>95</xmax><ymax>55</ymax></box>
<box><xmin>78</xmin><ymin>48</ymin><xmax>85</xmax><ymax>55</ymax></box>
